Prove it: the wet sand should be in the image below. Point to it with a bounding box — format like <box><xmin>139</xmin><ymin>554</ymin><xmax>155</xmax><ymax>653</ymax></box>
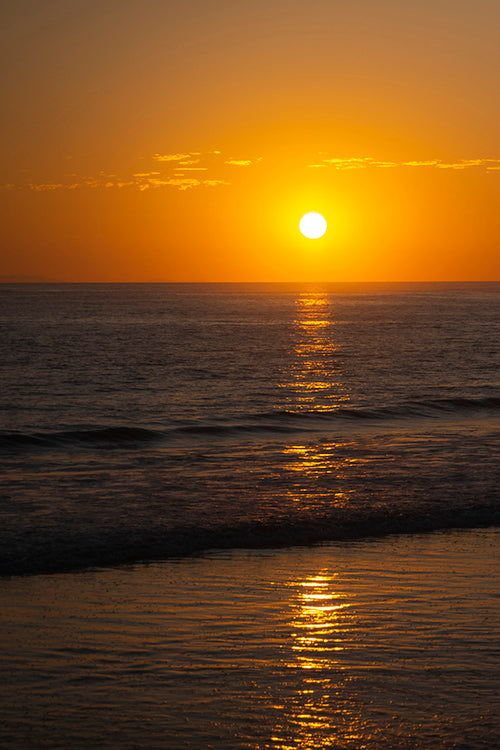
<box><xmin>0</xmin><ymin>528</ymin><xmax>498</xmax><ymax>749</ymax></box>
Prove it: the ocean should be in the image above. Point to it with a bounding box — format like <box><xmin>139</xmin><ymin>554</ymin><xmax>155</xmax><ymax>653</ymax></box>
<box><xmin>0</xmin><ymin>282</ymin><xmax>499</xmax><ymax>748</ymax></box>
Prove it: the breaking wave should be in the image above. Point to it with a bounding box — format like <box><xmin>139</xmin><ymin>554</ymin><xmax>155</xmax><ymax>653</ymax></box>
<box><xmin>1</xmin><ymin>498</ymin><xmax>498</xmax><ymax>577</ymax></box>
<box><xmin>1</xmin><ymin>396</ymin><xmax>499</xmax><ymax>453</ymax></box>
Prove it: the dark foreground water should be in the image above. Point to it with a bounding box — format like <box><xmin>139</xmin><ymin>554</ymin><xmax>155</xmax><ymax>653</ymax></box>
<box><xmin>0</xmin><ymin>282</ymin><xmax>499</xmax><ymax>575</ymax></box>
<box><xmin>0</xmin><ymin>529</ymin><xmax>498</xmax><ymax>749</ymax></box>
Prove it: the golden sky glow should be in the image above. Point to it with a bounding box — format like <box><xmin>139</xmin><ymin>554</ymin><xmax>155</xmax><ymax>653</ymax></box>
<box><xmin>1</xmin><ymin>0</ymin><xmax>500</xmax><ymax>281</ymax></box>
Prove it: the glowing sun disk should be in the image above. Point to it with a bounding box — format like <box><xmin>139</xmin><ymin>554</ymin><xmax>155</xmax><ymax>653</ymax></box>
<box><xmin>299</xmin><ymin>212</ymin><xmax>327</xmax><ymax>239</ymax></box>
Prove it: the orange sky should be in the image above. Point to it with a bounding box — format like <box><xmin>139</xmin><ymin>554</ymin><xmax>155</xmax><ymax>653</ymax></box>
<box><xmin>1</xmin><ymin>0</ymin><xmax>499</xmax><ymax>281</ymax></box>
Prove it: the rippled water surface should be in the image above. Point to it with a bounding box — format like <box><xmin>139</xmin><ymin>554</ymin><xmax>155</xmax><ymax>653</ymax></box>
<box><xmin>0</xmin><ymin>529</ymin><xmax>498</xmax><ymax>749</ymax></box>
<box><xmin>0</xmin><ymin>283</ymin><xmax>498</xmax><ymax>574</ymax></box>
<box><xmin>0</xmin><ymin>283</ymin><xmax>498</xmax><ymax>748</ymax></box>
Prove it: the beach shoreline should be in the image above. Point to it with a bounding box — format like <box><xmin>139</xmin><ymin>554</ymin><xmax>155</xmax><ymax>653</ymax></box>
<box><xmin>1</xmin><ymin>527</ymin><xmax>498</xmax><ymax>749</ymax></box>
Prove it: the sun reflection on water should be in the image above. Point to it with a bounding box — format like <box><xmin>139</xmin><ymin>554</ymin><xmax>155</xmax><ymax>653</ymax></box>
<box><xmin>289</xmin><ymin>573</ymin><xmax>352</xmax><ymax>670</ymax></box>
<box><xmin>269</xmin><ymin>572</ymin><xmax>368</xmax><ymax>748</ymax></box>
<box><xmin>282</xmin><ymin>444</ymin><xmax>353</xmax><ymax>506</ymax></box>
<box><xmin>279</xmin><ymin>292</ymin><xmax>350</xmax><ymax>412</ymax></box>
<box><xmin>267</xmin><ymin>296</ymin><xmax>371</xmax><ymax>746</ymax></box>
<box><xmin>275</xmin><ymin>292</ymin><xmax>359</xmax><ymax>508</ymax></box>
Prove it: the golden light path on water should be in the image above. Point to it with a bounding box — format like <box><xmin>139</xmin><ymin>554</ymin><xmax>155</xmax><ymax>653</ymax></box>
<box><xmin>291</xmin><ymin>574</ymin><xmax>351</xmax><ymax>670</ymax></box>
<box><xmin>268</xmin><ymin>571</ymin><xmax>367</xmax><ymax>749</ymax></box>
<box><xmin>280</xmin><ymin>292</ymin><xmax>350</xmax><ymax>413</ymax></box>
<box><xmin>279</xmin><ymin>291</ymin><xmax>357</xmax><ymax>509</ymax></box>
<box><xmin>269</xmin><ymin>293</ymin><xmax>368</xmax><ymax>746</ymax></box>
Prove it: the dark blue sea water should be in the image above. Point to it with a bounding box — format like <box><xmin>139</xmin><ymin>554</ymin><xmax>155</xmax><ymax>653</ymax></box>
<box><xmin>1</xmin><ymin>282</ymin><xmax>499</xmax><ymax>576</ymax></box>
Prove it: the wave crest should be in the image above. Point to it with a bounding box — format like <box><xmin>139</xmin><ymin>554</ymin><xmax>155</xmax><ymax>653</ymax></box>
<box><xmin>1</xmin><ymin>395</ymin><xmax>498</xmax><ymax>453</ymax></box>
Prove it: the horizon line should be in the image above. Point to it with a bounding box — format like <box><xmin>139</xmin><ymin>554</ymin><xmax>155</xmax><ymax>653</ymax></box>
<box><xmin>1</xmin><ymin>279</ymin><xmax>498</xmax><ymax>285</ymax></box>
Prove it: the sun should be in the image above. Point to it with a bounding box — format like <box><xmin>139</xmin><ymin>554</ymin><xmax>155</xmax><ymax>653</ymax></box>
<box><xmin>299</xmin><ymin>212</ymin><xmax>327</xmax><ymax>239</ymax></box>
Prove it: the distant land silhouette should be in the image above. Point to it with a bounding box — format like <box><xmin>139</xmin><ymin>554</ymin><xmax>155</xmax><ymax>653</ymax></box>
<box><xmin>0</xmin><ymin>275</ymin><xmax>61</xmax><ymax>283</ymax></box>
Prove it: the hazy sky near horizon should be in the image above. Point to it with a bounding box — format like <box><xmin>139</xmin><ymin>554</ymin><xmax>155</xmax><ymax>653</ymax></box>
<box><xmin>2</xmin><ymin>0</ymin><xmax>500</xmax><ymax>281</ymax></box>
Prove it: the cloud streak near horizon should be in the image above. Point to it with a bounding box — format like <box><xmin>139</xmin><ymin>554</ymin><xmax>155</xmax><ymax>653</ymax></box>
<box><xmin>308</xmin><ymin>156</ymin><xmax>500</xmax><ymax>171</ymax></box>
<box><xmin>3</xmin><ymin>153</ymin><xmax>500</xmax><ymax>192</ymax></box>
